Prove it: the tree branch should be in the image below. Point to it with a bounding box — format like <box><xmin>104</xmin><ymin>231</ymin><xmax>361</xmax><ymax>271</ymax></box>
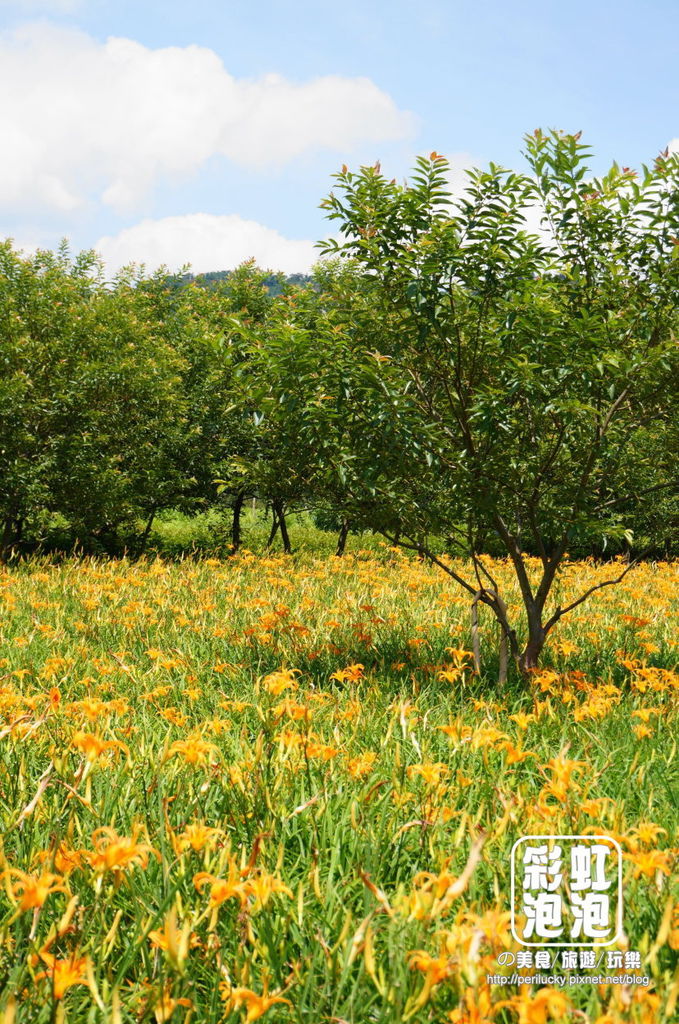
<box><xmin>543</xmin><ymin>547</ymin><xmax>654</xmax><ymax>633</ymax></box>
<box><xmin>378</xmin><ymin>529</ymin><xmax>480</xmax><ymax>599</ymax></box>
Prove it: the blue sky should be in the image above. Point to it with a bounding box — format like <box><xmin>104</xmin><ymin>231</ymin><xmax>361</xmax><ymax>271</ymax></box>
<box><xmin>0</xmin><ymin>0</ymin><xmax>677</xmax><ymax>275</ymax></box>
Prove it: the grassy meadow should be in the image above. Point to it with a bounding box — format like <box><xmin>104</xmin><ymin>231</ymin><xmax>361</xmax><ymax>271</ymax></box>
<box><xmin>0</xmin><ymin>547</ymin><xmax>677</xmax><ymax>1023</ymax></box>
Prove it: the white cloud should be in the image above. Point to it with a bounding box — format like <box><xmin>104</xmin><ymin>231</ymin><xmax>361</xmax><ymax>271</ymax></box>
<box><xmin>0</xmin><ymin>22</ymin><xmax>415</xmax><ymax>215</ymax></box>
<box><xmin>669</xmin><ymin>138</ymin><xmax>679</xmax><ymax>154</ymax></box>
<box><xmin>94</xmin><ymin>213</ymin><xmax>319</xmax><ymax>276</ymax></box>
<box><xmin>439</xmin><ymin>151</ymin><xmax>551</xmax><ymax>242</ymax></box>
<box><xmin>443</xmin><ymin>151</ymin><xmax>478</xmax><ymax>197</ymax></box>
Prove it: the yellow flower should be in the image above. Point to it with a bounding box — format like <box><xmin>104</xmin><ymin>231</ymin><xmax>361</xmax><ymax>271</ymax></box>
<box><xmin>500</xmin><ymin>741</ymin><xmax>536</xmax><ymax>764</ymax></box>
<box><xmin>224</xmin><ymin>985</ymin><xmax>291</xmax><ymax>1022</ymax></box>
<box><xmin>498</xmin><ymin>986</ymin><xmax>570</xmax><ymax>1024</ymax></box>
<box><xmin>625</xmin><ymin>821</ymin><xmax>667</xmax><ymax>850</ymax></box>
<box><xmin>176</xmin><ymin>822</ymin><xmax>224</xmax><ymax>853</ymax></box>
<box><xmin>395</xmin><ymin>888</ymin><xmax>435</xmax><ymax>921</ymax></box>
<box><xmin>87</xmin><ymin>827</ymin><xmax>158</xmax><ymax>877</ymax></box>
<box><xmin>159</xmin><ymin>708</ymin><xmax>189</xmax><ymax>727</ymax></box>
<box><xmin>631</xmin><ymin>707</ymin><xmax>661</xmax><ymax>722</ymax></box>
<box><xmin>407</xmin><ymin>762</ymin><xmax>449</xmax><ymax>786</ymax></box>
<box><xmin>70</xmin><ymin>730</ymin><xmax>127</xmax><ymax>762</ymax></box>
<box><xmin>194</xmin><ymin>864</ymin><xmax>250</xmax><ymax>910</ymax></box>
<box><xmin>153</xmin><ymin>988</ymin><xmax>192</xmax><ymax>1022</ymax></box>
<box><xmin>509</xmin><ymin>712</ymin><xmax>536</xmax><ymax>730</ymax></box>
<box><xmin>448</xmin><ymin>986</ymin><xmax>495</xmax><ymax>1023</ymax></box>
<box><xmin>304</xmin><ymin>741</ymin><xmax>341</xmax><ymax>761</ymax></box>
<box><xmin>579</xmin><ymin>798</ymin><xmax>610</xmax><ymax>817</ymax></box>
<box><xmin>148</xmin><ymin>908</ymin><xmax>192</xmax><ymax>972</ymax></box>
<box><xmin>33</xmin><ymin>952</ymin><xmax>93</xmax><ymax>1000</ymax></box>
<box><xmin>543</xmin><ymin>753</ymin><xmax>587</xmax><ymax>786</ymax></box>
<box><xmin>633</xmin><ymin>723</ymin><xmax>653</xmax><ymax>740</ymax></box>
<box><xmin>627</xmin><ymin>849</ymin><xmax>673</xmax><ymax>879</ymax></box>
<box><xmin>438</xmin><ymin>721</ymin><xmax>473</xmax><ymax>744</ymax></box>
<box><xmin>408</xmin><ymin>949</ymin><xmax>457</xmax><ymax>984</ymax></box>
<box><xmin>273</xmin><ymin>699</ymin><xmax>312</xmax><ymax>722</ymax></box>
<box><xmin>471</xmin><ymin>725</ymin><xmax>508</xmax><ymax>750</ymax></box>
<box><xmin>167</xmin><ymin>734</ymin><xmax>218</xmax><ymax>765</ymax></box>
<box><xmin>445</xmin><ymin>647</ymin><xmax>474</xmax><ymax>665</ymax></box>
<box><xmin>330</xmin><ymin>663</ymin><xmax>365</xmax><ymax>683</ymax></box>
<box><xmin>4</xmin><ymin>869</ymin><xmax>69</xmax><ymax>910</ymax></box>
<box><xmin>245</xmin><ymin>871</ymin><xmax>293</xmax><ymax>912</ymax></box>
<box><xmin>261</xmin><ymin>668</ymin><xmax>300</xmax><ymax>696</ymax></box>
<box><xmin>668</xmin><ymin>903</ymin><xmax>679</xmax><ymax>950</ymax></box>
<box><xmin>346</xmin><ymin>751</ymin><xmax>377</xmax><ymax>778</ymax></box>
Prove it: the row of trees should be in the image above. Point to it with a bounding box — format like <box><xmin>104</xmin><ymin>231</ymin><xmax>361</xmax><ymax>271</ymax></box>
<box><xmin>0</xmin><ymin>243</ymin><xmax>276</xmax><ymax>558</ymax></box>
<box><xmin>2</xmin><ymin>131</ymin><xmax>678</xmax><ymax>671</ymax></box>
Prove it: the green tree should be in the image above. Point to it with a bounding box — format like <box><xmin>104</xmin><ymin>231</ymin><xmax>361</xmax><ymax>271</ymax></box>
<box><xmin>49</xmin><ymin>271</ymin><xmax>189</xmax><ymax>552</ymax></box>
<box><xmin>0</xmin><ymin>242</ymin><xmax>188</xmax><ymax>557</ymax></box>
<box><xmin>281</xmin><ymin>132</ymin><xmax>679</xmax><ymax>674</ymax></box>
<box><xmin>180</xmin><ymin>261</ymin><xmax>289</xmax><ymax>552</ymax></box>
<box><xmin>0</xmin><ymin>241</ymin><xmax>103</xmax><ymax>557</ymax></box>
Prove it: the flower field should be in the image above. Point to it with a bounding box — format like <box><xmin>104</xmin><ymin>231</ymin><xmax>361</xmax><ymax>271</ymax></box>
<box><xmin>0</xmin><ymin>551</ymin><xmax>677</xmax><ymax>1023</ymax></box>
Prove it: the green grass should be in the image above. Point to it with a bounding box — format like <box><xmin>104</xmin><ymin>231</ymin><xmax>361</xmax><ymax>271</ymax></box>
<box><xmin>0</xmin><ymin>553</ymin><xmax>676</xmax><ymax>1022</ymax></box>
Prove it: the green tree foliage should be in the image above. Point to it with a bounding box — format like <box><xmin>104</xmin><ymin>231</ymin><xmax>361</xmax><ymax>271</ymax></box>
<box><xmin>0</xmin><ymin>243</ymin><xmax>187</xmax><ymax>556</ymax></box>
<box><xmin>264</xmin><ymin>132</ymin><xmax>679</xmax><ymax>672</ymax></box>
<box><xmin>175</xmin><ymin>261</ymin><xmax>283</xmax><ymax>551</ymax></box>
<box><xmin>0</xmin><ymin>243</ymin><xmax>311</xmax><ymax>558</ymax></box>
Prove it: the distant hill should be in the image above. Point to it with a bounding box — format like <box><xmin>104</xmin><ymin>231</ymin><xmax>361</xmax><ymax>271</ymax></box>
<box><xmin>164</xmin><ymin>269</ymin><xmax>313</xmax><ymax>295</ymax></box>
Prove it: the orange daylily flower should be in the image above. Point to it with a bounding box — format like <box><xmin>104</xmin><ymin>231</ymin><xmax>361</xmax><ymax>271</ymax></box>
<box><xmin>86</xmin><ymin>827</ymin><xmax>158</xmax><ymax>877</ymax></box>
<box><xmin>71</xmin><ymin>730</ymin><xmax>127</xmax><ymax>761</ymax></box>
<box><xmin>246</xmin><ymin>871</ymin><xmax>293</xmax><ymax>910</ymax></box>
<box><xmin>330</xmin><ymin>663</ymin><xmax>365</xmax><ymax>683</ymax></box>
<box><xmin>225</xmin><ymin>984</ymin><xmax>291</xmax><ymax>1022</ymax></box>
<box><xmin>448</xmin><ymin>986</ymin><xmax>495</xmax><ymax>1023</ymax></box>
<box><xmin>148</xmin><ymin>908</ymin><xmax>192</xmax><ymax>971</ymax></box>
<box><xmin>194</xmin><ymin>865</ymin><xmax>250</xmax><ymax>910</ymax></box>
<box><xmin>497</xmin><ymin>986</ymin><xmax>570</xmax><ymax>1024</ymax></box>
<box><xmin>261</xmin><ymin>669</ymin><xmax>300</xmax><ymax>696</ymax></box>
<box><xmin>4</xmin><ymin>868</ymin><xmax>69</xmax><ymax>910</ymax></box>
<box><xmin>408</xmin><ymin>949</ymin><xmax>457</xmax><ymax>984</ymax></box>
<box><xmin>500</xmin><ymin>741</ymin><xmax>536</xmax><ymax>764</ymax></box>
<box><xmin>176</xmin><ymin>822</ymin><xmax>224</xmax><ymax>853</ymax></box>
<box><xmin>167</xmin><ymin>734</ymin><xmax>218</xmax><ymax>765</ymax></box>
<box><xmin>407</xmin><ymin>762</ymin><xmax>449</xmax><ymax>786</ymax></box>
<box><xmin>33</xmin><ymin>952</ymin><xmax>93</xmax><ymax>1000</ymax></box>
<box><xmin>627</xmin><ymin>849</ymin><xmax>673</xmax><ymax>879</ymax></box>
<box><xmin>153</xmin><ymin>988</ymin><xmax>192</xmax><ymax>1022</ymax></box>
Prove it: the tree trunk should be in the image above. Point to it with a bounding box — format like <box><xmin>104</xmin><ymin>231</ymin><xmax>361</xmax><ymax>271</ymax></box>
<box><xmin>470</xmin><ymin>594</ymin><xmax>482</xmax><ymax>675</ymax></box>
<box><xmin>498</xmin><ymin>632</ymin><xmax>509</xmax><ymax>685</ymax></box>
<box><xmin>473</xmin><ymin>589</ymin><xmax>511</xmax><ymax>686</ymax></box>
<box><xmin>266</xmin><ymin>507</ymin><xmax>280</xmax><ymax>548</ymax></box>
<box><xmin>335</xmin><ymin>519</ymin><xmax>350</xmax><ymax>557</ymax></box>
<box><xmin>231</xmin><ymin>491</ymin><xmax>245</xmax><ymax>553</ymax></box>
<box><xmin>136</xmin><ymin>507</ymin><xmax>156</xmax><ymax>559</ymax></box>
<box><xmin>0</xmin><ymin>517</ymin><xmax>14</xmax><ymax>563</ymax></box>
<box><xmin>518</xmin><ymin>627</ymin><xmax>546</xmax><ymax>675</ymax></box>
<box><xmin>276</xmin><ymin>501</ymin><xmax>292</xmax><ymax>554</ymax></box>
